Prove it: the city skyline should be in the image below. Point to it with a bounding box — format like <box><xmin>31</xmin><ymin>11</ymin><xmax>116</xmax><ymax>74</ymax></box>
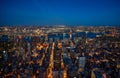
<box><xmin>0</xmin><ymin>26</ymin><xmax>120</xmax><ymax>78</ymax></box>
<box><xmin>0</xmin><ymin>0</ymin><xmax>120</xmax><ymax>26</ymax></box>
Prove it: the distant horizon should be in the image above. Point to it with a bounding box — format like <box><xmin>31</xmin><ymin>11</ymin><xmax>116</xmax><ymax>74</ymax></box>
<box><xmin>0</xmin><ymin>24</ymin><xmax>119</xmax><ymax>27</ymax></box>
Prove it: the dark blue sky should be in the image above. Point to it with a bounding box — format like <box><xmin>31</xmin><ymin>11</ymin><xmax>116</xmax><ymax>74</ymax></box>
<box><xmin>0</xmin><ymin>0</ymin><xmax>120</xmax><ymax>26</ymax></box>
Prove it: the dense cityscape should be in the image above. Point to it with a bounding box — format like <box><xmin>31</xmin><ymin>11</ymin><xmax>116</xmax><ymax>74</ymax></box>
<box><xmin>0</xmin><ymin>26</ymin><xmax>120</xmax><ymax>78</ymax></box>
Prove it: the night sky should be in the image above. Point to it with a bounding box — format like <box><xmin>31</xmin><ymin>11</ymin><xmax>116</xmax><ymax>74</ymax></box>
<box><xmin>0</xmin><ymin>0</ymin><xmax>120</xmax><ymax>26</ymax></box>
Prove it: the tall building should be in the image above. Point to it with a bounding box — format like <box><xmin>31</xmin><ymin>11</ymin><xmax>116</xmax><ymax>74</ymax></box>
<box><xmin>70</xmin><ymin>30</ymin><xmax>72</xmax><ymax>40</ymax></box>
<box><xmin>45</xmin><ymin>34</ymin><xmax>48</xmax><ymax>42</ymax></box>
<box><xmin>27</xmin><ymin>42</ymin><xmax>31</xmax><ymax>55</ymax></box>
<box><xmin>79</xmin><ymin>56</ymin><xmax>86</xmax><ymax>68</ymax></box>
<box><xmin>63</xmin><ymin>33</ymin><xmax>66</xmax><ymax>40</ymax></box>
